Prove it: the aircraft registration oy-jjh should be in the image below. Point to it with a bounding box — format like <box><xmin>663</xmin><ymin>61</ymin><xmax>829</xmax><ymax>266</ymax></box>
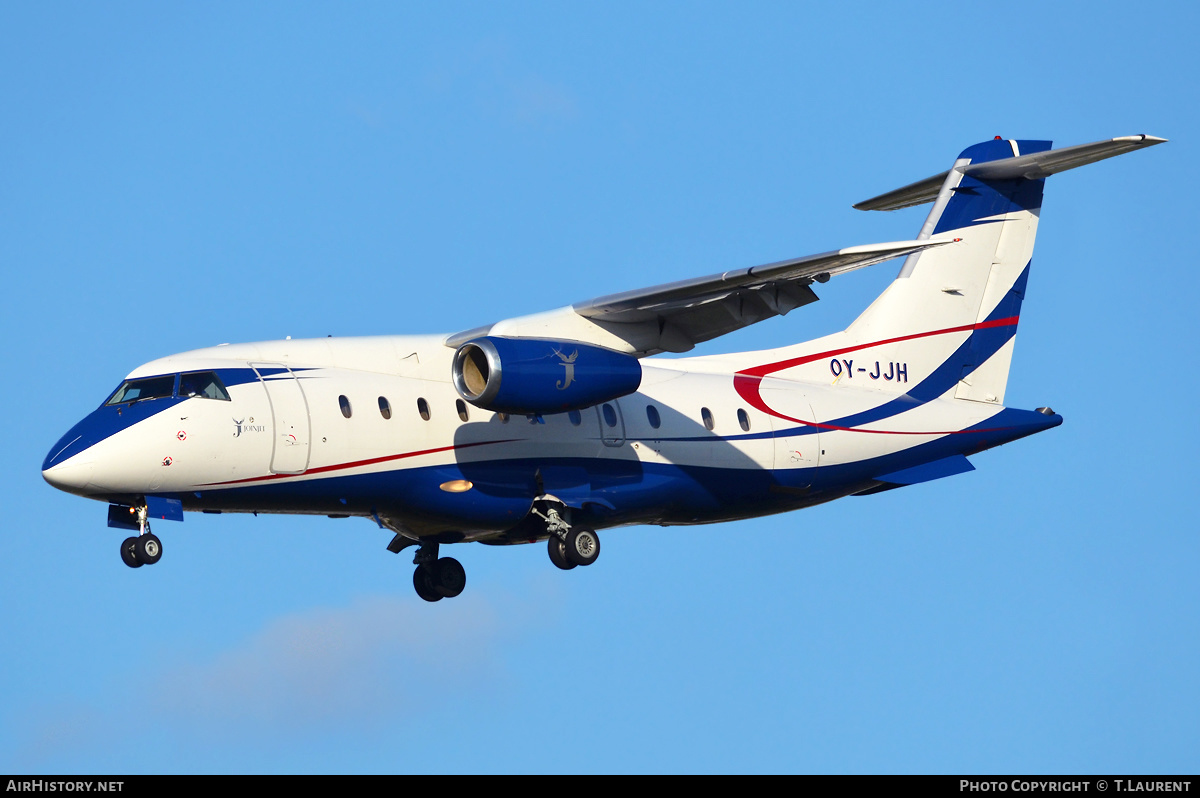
<box><xmin>44</xmin><ymin>135</ymin><xmax>1165</xmax><ymax>602</ymax></box>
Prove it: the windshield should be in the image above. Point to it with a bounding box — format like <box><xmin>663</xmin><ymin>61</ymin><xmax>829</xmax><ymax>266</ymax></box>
<box><xmin>179</xmin><ymin>371</ymin><xmax>231</xmax><ymax>401</ymax></box>
<box><xmin>105</xmin><ymin>375</ymin><xmax>177</xmax><ymax>406</ymax></box>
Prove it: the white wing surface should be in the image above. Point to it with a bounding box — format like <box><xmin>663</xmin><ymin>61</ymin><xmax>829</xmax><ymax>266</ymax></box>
<box><xmin>446</xmin><ymin>238</ymin><xmax>955</xmax><ymax>356</ymax></box>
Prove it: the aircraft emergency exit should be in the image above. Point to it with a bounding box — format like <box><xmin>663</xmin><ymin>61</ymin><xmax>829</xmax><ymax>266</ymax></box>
<box><xmin>42</xmin><ymin>134</ymin><xmax>1165</xmax><ymax>602</ymax></box>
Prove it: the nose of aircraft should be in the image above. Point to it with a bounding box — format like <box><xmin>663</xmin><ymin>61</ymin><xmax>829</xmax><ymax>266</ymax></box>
<box><xmin>44</xmin><ymin>398</ymin><xmax>168</xmax><ymax>498</ymax></box>
<box><xmin>43</xmin><ymin>416</ymin><xmax>100</xmax><ymax>496</ymax></box>
<box><xmin>42</xmin><ymin>458</ymin><xmax>95</xmax><ymax>495</ymax></box>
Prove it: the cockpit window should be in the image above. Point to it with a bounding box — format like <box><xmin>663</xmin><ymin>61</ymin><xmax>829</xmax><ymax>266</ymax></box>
<box><xmin>179</xmin><ymin>371</ymin><xmax>231</xmax><ymax>401</ymax></box>
<box><xmin>105</xmin><ymin>375</ymin><xmax>177</xmax><ymax>406</ymax></box>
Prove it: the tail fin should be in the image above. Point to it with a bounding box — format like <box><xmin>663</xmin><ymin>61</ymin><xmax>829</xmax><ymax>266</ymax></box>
<box><xmin>844</xmin><ymin>134</ymin><xmax>1164</xmax><ymax>406</ymax></box>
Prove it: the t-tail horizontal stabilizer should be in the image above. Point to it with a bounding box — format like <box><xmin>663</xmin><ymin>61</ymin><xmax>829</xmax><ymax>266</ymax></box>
<box><xmin>853</xmin><ymin>134</ymin><xmax>1166</xmax><ymax>211</ymax></box>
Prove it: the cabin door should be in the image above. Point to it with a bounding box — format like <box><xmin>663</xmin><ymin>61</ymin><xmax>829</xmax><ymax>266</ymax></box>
<box><xmin>250</xmin><ymin>363</ymin><xmax>312</xmax><ymax>474</ymax></box>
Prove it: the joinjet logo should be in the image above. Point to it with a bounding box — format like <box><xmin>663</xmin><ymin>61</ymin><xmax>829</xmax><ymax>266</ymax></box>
<box><xmin>554</xmin><ymin>348</ymin><xmax>578</xmax><ymax>390</ymax></box>
<box><xmin>233</xmin><ymin>417</ymin><xmax>266</xmax><ymax>437</ymax></box>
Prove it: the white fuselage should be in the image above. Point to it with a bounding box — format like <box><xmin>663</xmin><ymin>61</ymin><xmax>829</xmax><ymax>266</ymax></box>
<box><xmin>44</xmin><ymin>332</ymin><xmax>1046</xmax><ymax>544</ymax></box>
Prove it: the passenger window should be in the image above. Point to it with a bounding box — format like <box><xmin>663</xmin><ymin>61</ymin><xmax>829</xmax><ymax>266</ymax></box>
<box><xmin>701</xmin><ymin>407</ymin><xmax>714</xmax><ymax>431</ymax></box>
<box><xmin>105</xmin><ymin>375</ymin><xmax>176</xmax><ymax>406</ymax></box>
<box><xmin>738</xmin><ymin>408</ymin><xmax>751</xmax><ymax>432</ymax></box>
<box><xmin>602</xmin><ymin>404</ymin><xmax>618</xmax><ymax>428</ymax></box>
<box><xmin>179</xmin><ymin>371</ymin><xmax>231</xmax><ymax>401</ymax></box>
<box><xmin>646</xmin><ymin>405</ymin><xmax>661</xmax><ymax>429</ymax></box>
<box><xmin>417</xmin><ymin>397</ymin><xmax>431</xmax><ymax>421</ymax></box>
<box><xmin>379</xmin><ymin>397</ymin><xmax>392</xmax><ymax>419</ymax></box>
<box><xmin>568</xmin><ymin>409</ymin><xmax>582</xmax><ymax>426</ymax></box>
<box><xmin>456</xmin><ymin>399</ymin><xmax>469</xmax><ymax>422</ymax></box>
<box><xmin>339</xmin><ymin>395</ymin><xmax>352</xmax><ymax>419</ymax></box>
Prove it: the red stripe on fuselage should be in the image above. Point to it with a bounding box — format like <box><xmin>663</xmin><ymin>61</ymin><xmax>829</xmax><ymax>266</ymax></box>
<box><xmin>198</xmin><ymin>439</ymin><xmax>517</xmax><ymax>487</ymax></box>
<box><xmin>734</xmin><ymin>317</ymin><xmax>1019</xmax><ymax>434</ymax></box>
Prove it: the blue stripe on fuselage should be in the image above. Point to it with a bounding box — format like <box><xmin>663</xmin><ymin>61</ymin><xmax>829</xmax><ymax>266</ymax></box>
<box><xmin>170</xmin><ymin>407</ymin><xmax>1060</xmax><ymax>532</ymax></box>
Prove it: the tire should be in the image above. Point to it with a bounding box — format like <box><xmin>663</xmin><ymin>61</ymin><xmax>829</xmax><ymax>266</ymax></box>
<box><xmin>433</xmin><ymin>557</ymin><xmax>466</xmax><ymax>598</ymax></box>
<box><xmin>413</xmin><ymin>566</ymin><xmax>442</xmax><ymax>602</ymax></box>
<box><xmin>547</xmin><ymin>536</ymin><xmax>576</xmax><ymax>570</ymax></box>
<box><xmin>120</xmin><ymin>537</ymin><xmax>143</xmax><ymax>569</ymax></box>
<box><xmin>135</xmin><ymin>533</ymin><xmax>162</xmax><ymax>565</ymax></box>
<box><xmin>565</xmin><ymin>528</ymin><xmax>600</xmax><ymax>567</ymax></box>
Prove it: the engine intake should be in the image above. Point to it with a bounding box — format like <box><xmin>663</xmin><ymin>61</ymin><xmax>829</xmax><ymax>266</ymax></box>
<box><xmin>452</xmin><ymin>337</ymin><xmax>642</xmax><ymax>415</ymax></box>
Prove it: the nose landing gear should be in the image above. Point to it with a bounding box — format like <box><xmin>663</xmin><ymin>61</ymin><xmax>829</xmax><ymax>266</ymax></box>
<box><xmin>135</xmin><ymin>533</ymin><xmax>163</xmax><ymax>564</ymax></box>
<box><xmin>119</xmin><ymin>505</ymin><xmax>163</xmax><ymax>568</ymax></box>
<box><xmin>120</xmin><ymin>533</ymin><xmax>162</xmax><ymax>567</ymax></box>
<box><xmin>120</xmin><ymin>537</ymin><xmax>142</xmax><ymax>568</ymax></box>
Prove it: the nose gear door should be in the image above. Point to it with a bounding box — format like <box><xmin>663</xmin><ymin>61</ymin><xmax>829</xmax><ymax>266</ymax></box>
<box><xmin>250</xmin><ymin>363</ymin><xmax>312</xmax><ymax>474</ymax></box>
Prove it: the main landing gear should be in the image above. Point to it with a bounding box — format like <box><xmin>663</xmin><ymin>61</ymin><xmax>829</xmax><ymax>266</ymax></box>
<box><xmin>120</xmin><ymin>505</ymin><xmax>163</xmax><ymax>568</ymax></box>
<box><xmin>537</xmin><ymin>506</ymin><xmax>601</xmax><ymax>571</ymax></box>
<box><xmin>411</xmin><ymin>542</ymin><xmax>466</xmax><ymax>603</ymax></box>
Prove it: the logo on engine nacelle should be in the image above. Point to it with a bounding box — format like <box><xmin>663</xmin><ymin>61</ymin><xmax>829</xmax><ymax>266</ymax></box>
<box><xmin>554</xmin><ymin>348</ymin><xmax>579</xmax><ymax>390</ymax></box>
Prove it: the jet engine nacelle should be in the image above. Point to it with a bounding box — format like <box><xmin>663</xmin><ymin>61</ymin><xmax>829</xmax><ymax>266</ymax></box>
<box><xmin>452</xmin><ymin>336</ymin><xmax>642</xmax><ymax>415</ymax></box>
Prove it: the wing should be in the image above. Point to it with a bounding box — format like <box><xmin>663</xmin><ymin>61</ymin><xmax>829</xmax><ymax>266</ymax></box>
<box><xmin>445</xmin><ymin>238</ymin><xmax>956</xmax><ymax>356</ymax></box>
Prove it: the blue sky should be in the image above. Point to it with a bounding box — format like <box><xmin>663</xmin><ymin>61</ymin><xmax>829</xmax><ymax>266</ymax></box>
<box><xmin>2</xmin><ymin>2</ymin><xmax>1196</xmax><ymax>773</ymax></box>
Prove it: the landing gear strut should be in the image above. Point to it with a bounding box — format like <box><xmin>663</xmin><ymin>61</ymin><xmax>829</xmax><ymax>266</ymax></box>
<box><xmin>120</xmin><ymin>505</ymin><xmax>163</xmax><ymax>568</ymax></box>
<box><xmin>535</xmin><ymin>505</ymin><xmax>600</xmax><ymax>569</ymax></box>
<box><xmin>411</xmin><ymin>542</ymin><xmax>466</xmax><ymax>602</ymax></box>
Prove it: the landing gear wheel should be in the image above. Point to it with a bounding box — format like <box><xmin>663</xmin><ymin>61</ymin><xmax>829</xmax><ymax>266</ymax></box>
<box><xmin>413</xmin><ymin>566</ymin><xmax>443</xmax><ymax>602</ymax></box>
<box><xmin>548</xmin><ymin>536</ymin><xmax>577</xmax><ymax>570</ymax></box>
<box><xmin>134</xmin><ymin>533</ymin><xmax>162</xmax><ymax>565</ymax></box>
<box><xmin>433</xmin><ymin>557</ymin><xmax>466</xmax><ymax>598</ymax></box>
<box><xmin>120</xmin><ymin>537</ymin><xmax>143</xmax><ymax>569</ymax></box>
<box><xmin>565</xmin><ymin>528</ymin><xmax>600</xmax><ymax>567</ymax></box>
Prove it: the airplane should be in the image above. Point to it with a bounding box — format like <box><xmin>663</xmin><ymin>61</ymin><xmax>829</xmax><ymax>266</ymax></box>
<box><xmin>42</xmin><ymin>134</ymin><xmax>1165</xmax><ymax>602</ymax></box>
